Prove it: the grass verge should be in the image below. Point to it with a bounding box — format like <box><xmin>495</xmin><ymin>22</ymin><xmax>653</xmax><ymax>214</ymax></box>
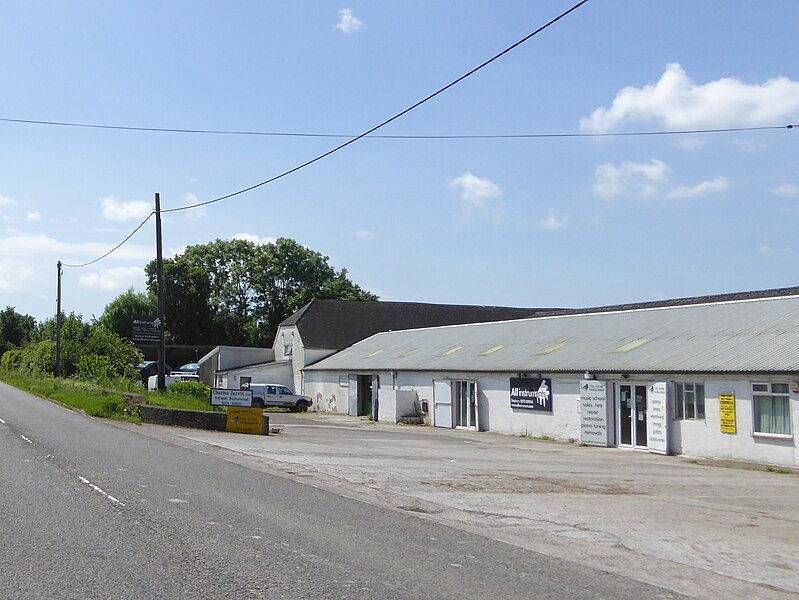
<box><xmin>0</xmin><ymin>370</ymin><xmax>224</xmax><ymax>421</ymax></box>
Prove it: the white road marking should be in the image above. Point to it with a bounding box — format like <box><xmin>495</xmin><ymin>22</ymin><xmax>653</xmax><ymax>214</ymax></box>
<box><xmin>78</xmin><ymin>476</ymin><xmax>126</xmax><ymax>507</ymax></box>
<box><xmin>21</xmin><ymin>435</ymin><xmax>33</xmax><ymax>445</ymax></box>
<box><xmin>0</xmin><ymin>417</ymin><xmax>6</xmax><ymax>424</ymax></box>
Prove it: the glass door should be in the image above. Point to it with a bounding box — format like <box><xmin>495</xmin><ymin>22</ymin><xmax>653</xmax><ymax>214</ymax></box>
<box><xmin>454</xmin><ymin>380</ymin><xmax>477</xmax><ymax>429</ymax></box>
<box><xmin>619</xmin><ymin>384</ymin><xmax>648</xmax><ymax>448</ymax></box>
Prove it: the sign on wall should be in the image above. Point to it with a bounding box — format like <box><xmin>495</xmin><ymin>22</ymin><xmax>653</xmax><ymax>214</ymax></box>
<box><xmin>510</xmin><ymin>378</ymin><xmax>552</xmax><ymax>412</ymax></box>
<box><xmin>719</xmin><ymin>392</ymin><xmax>737</xmax><ymax>434</ymax></box>
<box><xmin>580</xmin><ymin>380</ymin><xmax>610</xmax><ymax>446</ymax></box>
<box><xmin>647</xmin><ymin>382</ymin><xmax>669</xmax><ymax>455</ymax></box>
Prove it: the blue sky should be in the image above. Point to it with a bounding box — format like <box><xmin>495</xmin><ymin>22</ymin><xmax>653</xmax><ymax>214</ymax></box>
<box><xmin>2</xmin><ymin>1</ymin><xmax>798</xmax><ymax>322</ymax></box>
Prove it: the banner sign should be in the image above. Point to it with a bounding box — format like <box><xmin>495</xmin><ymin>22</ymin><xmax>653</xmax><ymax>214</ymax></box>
<box><xmin>510</xmin><ymin>378</ymin><xmax>552</xmax><ymax>412</ymax></box>
<box><xmin>719</xmin><ymin>393</ymin><xmax>737</xmax><ymax>434</ymax></box>
<box><xmin>212</xmin><ymin>388</ymin><xmax>254</xmax><ymax>407</ymax></box>
<box><xmin>132</xmin><ymin>317</ymin><xmax>162</xmax><ymax>345</ymax></box>
<box><xmin>580</xmin><ymin>380</ymin><xmax>609</xmax><ymax>446</ymax></box>
<box><xmin>647</xmin><ymin>382</ymin><xmax>669</xmax><ymax>455</ymax></box>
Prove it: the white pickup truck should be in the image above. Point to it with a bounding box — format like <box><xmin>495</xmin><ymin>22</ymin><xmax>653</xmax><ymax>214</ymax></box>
<box><xmin>248</xmin><ymin>383</ymin><xmax>312</xmax><ymax>412</ymax></box>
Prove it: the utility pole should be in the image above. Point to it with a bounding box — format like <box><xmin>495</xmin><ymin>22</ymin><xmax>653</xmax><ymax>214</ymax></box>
<box><xmin>155</xmin><ymin>193</ymin><xmax>167</xmax><ymax>392</ymax></box>
<box><xmin>55</xmin><ymin>261</ymin><xmax>62</xmax><ymax>377</ymax></box>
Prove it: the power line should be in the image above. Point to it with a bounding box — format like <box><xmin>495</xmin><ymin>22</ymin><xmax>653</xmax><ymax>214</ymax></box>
<box><xmin>61</xmin><ymin>211</ymin><xmax>154</xmax><ymax>268</ymax></box>
<box><xmin>2</xmin><ymin>116</ymin><xmax>793</xmax><ymax>139</ymax></box>
<box><xmin>162</xmin><ymin>0</ymin><xmax>593</xmax><ymax>214</ymax></box>
<box><xmin>60</xmin><ymin>0</ymin><xmax>592</xmax><ymax>264</ymax></box>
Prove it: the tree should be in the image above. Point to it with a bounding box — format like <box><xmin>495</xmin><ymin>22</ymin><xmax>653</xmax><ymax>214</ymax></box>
<box><xmin>146</xmin><ymin>238</ymin><xmax>377</xmax><ymax>347</ymax></box>
<box><xmin>0</xmin><ymin>306</ymin><xmax>36</xmax><ymax>357</ymax></box>
<box><xmin>98</xmin><ymin>288</ymin><xmax>157</xmax><ymax>341</ymax></box>
<box><xmin>18</xmin><ymin>313</ymin><xmax>141</xmax><ymax>378</ymax></box>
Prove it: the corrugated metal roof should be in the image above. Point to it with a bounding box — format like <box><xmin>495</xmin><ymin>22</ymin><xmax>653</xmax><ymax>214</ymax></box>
<box><xmin>305</xmin><ymin>294</ymin><xmax>799</xmax><ymax>374</ymax></box>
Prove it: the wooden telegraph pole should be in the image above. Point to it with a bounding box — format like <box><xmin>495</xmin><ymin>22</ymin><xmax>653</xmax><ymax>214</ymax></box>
<box><xmin>55</xmin><ymin>261</ymin><xmax>62</xmax><ymax>377</ymax></box>
<box><xmin>154</xmin><ymin>193</ymin><xmax>167</xmax><ymax>391</ymax></box>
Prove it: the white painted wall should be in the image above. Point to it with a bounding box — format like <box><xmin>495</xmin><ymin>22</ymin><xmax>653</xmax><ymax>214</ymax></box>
<box><xmin>670</xmin><ymin>378</ymin><xmax>799</xmax><ymax>466</ymax></box>
<box><xmin>377</xmin><ymin>389</ymin><xmax>420</xmax><ymax>423</ymax></box>
<box><xmin>304</xmin><ymin>369</ymin><xmax>799</xmax><ymax>466</ymax></box>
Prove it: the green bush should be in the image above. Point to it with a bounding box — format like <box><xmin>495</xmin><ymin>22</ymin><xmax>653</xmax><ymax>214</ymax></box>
<box><xmin>77</xmin><ymin>354</ymin><xmax>117</xmax><ymax>382</ymax></box>
<box><xmin>166</xmin><ymin>380</ymin><xmax>211</xmax><ymax>401</ymax></box>
<box><xmin>0</xmin><ymin>348</ymin><xmax>23</xmax><ymax>371</ymax></box>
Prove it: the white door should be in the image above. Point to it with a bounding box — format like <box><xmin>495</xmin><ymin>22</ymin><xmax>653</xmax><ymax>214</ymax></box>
<box><xmin>433</xmin><ymin>379</ymin><xmax>453</xmax><ymax>428</ymax></box>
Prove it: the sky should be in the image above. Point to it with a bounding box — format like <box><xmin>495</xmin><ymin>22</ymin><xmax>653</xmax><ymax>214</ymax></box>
<box><xmin>1</xmin><ymin>1</ymin><xmax>798</xmax><ymax>323</ymax></box>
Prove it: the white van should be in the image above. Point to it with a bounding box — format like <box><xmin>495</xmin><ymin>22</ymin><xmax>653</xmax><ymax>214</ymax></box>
<box><xmin>248</xmin><ymin>383</ymin><xmax>312</xmax><ymax>412</ymax></box>
<box><xmin>147</xmin><ymin>372</ymin><xmax>201</xmax><ymax>391</ymax></box>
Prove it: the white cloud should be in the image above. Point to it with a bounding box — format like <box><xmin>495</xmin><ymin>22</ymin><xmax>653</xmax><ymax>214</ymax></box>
<box><xmin>101</xmin><ymin>196</ymin><xmax>151</xmax><ymax>222</ymax></box>
<box><xmin>0</xmin><ymin>233</ymin><xmax>152</xmax><ymax>262</ymax></box>
<box><xmin>449</xmin><ymin>172</ymin><xmax>502</xmax><ymax>213</ymax></box>
<box><xmin>334</xmin><ymin>8</ymin><xmax>363</xmax><ymax>34</ymax></box>
<box><xmin>667</xmin><ymin>176</ymin><xmax>729</xmax><ymax>199</ymax></box>
<box><xmin>232</xmin><ymin>233</ymin><xmax>277</xmax><ymax>246</ymax></box>
<box><xmin>676</xmin><ymin>137</ymin><xmax>706</xmax><ymax>151</ymax></box>
<box><xmin>759</xmin><ymin>245</ymin><xmax>772</xmax><ymax>253</ymax></box>
<box><xmin>580</xmin><ymin>63</ymin><xmax>799</xmax><ymax>132</ymax></box>
<box><xmin>355</xmin><ymin>230</ymin><xmax>375</xmax><ymax>239</ymax></box>
<box><xmin>593</xmin><ymin>159</ymin><xmax>669</xmax><ymax>200</ymax></box>
<box><xmin>25</xmin><ymin>211</ymin><xmax>40</xmax><ymax>222</ymax></box>
<box><xmin>772</xmin><ymin>183</ymin><xmax>799</xmax><ymax>197</ymax></box>
<box><xmin>78</xmin><ymin>266</ymin><xmax>146</xmax><ymax>292</ymax></box>
<box><xmin>0</xmin><ymin>194</ymin><xmax>17</xmax><ymax>207</ymax></box>
<box><xmin>181</xmin><ymin>193</ymin><xmax>207</xmax><ymax>220</ymax></box>
<box><xmin>539</xmin><ymin>212</ymin><xmax>568</xmax><ymax>231</ymax></box>
<box><xmin>0</xmin><ymin>257</ymin><xmax>36</xmax><ymax>294</ymax></box>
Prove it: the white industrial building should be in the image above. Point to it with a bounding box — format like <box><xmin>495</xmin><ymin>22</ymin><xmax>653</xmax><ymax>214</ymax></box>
<box><xmin>303</xmin><ymin>289</ymin><xmax>799</xmax><ymax>467</ymax></box>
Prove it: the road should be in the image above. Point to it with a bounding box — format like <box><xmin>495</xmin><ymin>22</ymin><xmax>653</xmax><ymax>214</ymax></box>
<box><xmin>0</xmin><ymin>382</ymin><xmax>682</xmax><ymax>600</ymax></box>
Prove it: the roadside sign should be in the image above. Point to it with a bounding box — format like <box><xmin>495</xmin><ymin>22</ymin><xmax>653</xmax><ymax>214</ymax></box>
<box><xmin>211</xmin><ymin>388</ymin><xmax>253</xmax><ymax>407</ymax></box>
<box><xmin>132</xmin><ymin>317</ymin><xmax>162</xmax><ymax>345</ymax></box>
<box><xmin>226</xmin><ymin>407</ymin><xmax>263</xmax><ymax>435</ymax></box>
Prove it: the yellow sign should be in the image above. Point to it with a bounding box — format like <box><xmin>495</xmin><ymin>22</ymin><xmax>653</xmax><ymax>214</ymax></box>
<box><xmin>719</xmin><ymin>394</ymin><xmax>736</xmax><ymax>434</ymax></box>
<box><xmin>226</xmin><ymin>407</ymin><xmax>264</xmax><ymax>435</ymax></box>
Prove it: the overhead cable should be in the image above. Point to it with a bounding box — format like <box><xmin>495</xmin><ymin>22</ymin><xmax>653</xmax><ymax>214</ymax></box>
<box><xmin>2</xmin><ymin>117</ymin><xmax>793</xmax><ymax>139</ymax></box>
<box><xmin>162</xmin><ymin>0</ymin><xmax>592</xmax><ymax>214</ymax></box>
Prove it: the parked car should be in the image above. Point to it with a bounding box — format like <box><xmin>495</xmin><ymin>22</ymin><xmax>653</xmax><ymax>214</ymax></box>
<box><xmin>247</xmin><ymin>383</ymin><xmax>312</xmax><ymax>412</ymax></box>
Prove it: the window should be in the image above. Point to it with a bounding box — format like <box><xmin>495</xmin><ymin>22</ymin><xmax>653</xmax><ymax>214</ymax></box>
<box><xmin>240</xmin><ymin>377</ymin><xmax>251</xmax><ymax>390</ymax></box>
<box><xmin>283</xmin><ymin>343</ymin><xmax>293</xmax><ymax>357</ymax></box>
<box><xmin>753</xmin><ymin>383</ymin><xmax>791</xmax><ymax>435</ymax></box>
<box><xmin>675</xmin><ymin>382</ymin><xmax>705</xmax><ymax>420</ymax></box>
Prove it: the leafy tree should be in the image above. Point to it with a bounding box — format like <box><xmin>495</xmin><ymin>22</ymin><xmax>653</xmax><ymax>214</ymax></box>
<box><xmin>0</xmin><ymin>306</ymin><xmax>36</xmax><ymax>357</ymax></box>
<box><xmin>99</xmin><ymin>288</ymin><xmax>157</xmax><ymax>341</ymax></box>
<box><xmin>24</xmin><ymin>313</ymin><xmax>141</xmax><ymax>378</ymax></box>
<box><xmin>146</xmin><ymin>238</ymin><xmax>376</xmax><ymax>347</ymax></box>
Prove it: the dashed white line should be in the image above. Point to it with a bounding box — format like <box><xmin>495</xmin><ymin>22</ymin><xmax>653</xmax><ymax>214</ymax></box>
<box><xmin>21</xmin><ymin>435</ymin><xmax>33</xmax><ymax>445</ymax></box>
<box><xmin>0</xmin><ymin>417</ymin><xmax>6</xmax><ymax>424</ymax></box>
<box><xmin>78</xmin><ymin>476</ymin><xmax>126</xmax><ymax>507</ymax></box>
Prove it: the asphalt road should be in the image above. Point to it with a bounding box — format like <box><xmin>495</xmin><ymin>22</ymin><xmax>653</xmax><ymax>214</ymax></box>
<box><xmin>0</xmin><ymin>382</ymin><xmax>683</xmax><ymax>600</ymax></box>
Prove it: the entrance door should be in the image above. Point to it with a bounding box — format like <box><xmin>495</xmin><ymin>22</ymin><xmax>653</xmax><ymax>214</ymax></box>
<box><xmin>619</xmin><ymin>384</ymin><xmax>648</xmax><ymax>448</ymax></box>
<box><xmin>433</xmin><ymin>380</ymin><xmax>453</xmax><ymax>428</ymax></box>
<box><xmin>357</xmin><ymin>375</ymin><xmax>373</xmax><ymax>416</ymax></box>
<box><xmin>453</xmin><ymin>380</ymin><xmax>477</xmax><ymax>429</ymax></box>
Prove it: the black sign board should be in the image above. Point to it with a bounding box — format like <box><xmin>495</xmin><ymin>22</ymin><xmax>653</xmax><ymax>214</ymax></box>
<box><xmin>132</xmin><ymin>317</ymin><xmax>162</xmax><ymax>345</ymax></box>
<box><xmin>510</xmin><ymin>377</ymin><xmax>553</xmax><ymax>412</ymax></box>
